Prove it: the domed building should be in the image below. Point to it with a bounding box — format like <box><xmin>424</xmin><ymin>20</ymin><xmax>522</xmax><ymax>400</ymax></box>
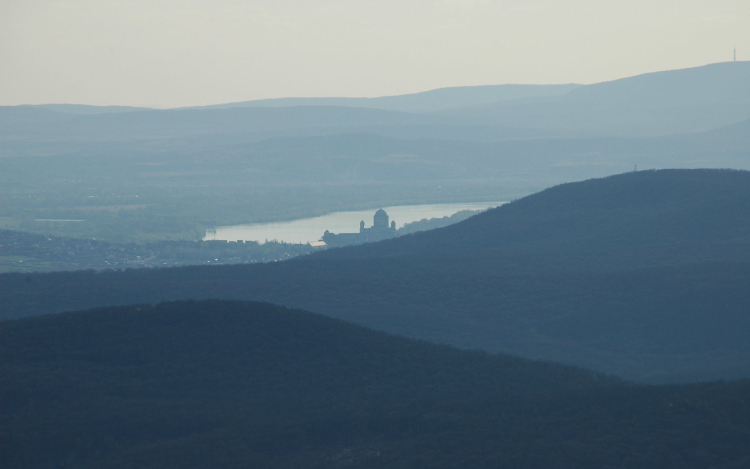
<box><xmin>321</xmin><ymin>209</ymin><xmax>397</xmax><ymax>247</ymax></box>
<box><xmin>373</xmin><ymin>209</ymin><xmax>389</xmax><ymax>229</ymax></box>
<box><xmin>370</xmin><ymin>209</ymin><xmax>396</xmax><ymax>232</ymax></box>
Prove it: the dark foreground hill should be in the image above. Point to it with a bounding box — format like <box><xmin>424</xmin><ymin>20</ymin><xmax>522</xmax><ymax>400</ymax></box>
<box><xmin>2</xmin><ymin>170</ymin><xmax>749</xmax><ymax>382</ymax></box>
<box><xmin>3</xmin><ymin>300</ymin><xmax>750</xmax><ymax>469</ymax></box>
<box><xmin>319</xmin><ymin>168</ymin><xmax>750</xmax><ymax>263</ymax></box>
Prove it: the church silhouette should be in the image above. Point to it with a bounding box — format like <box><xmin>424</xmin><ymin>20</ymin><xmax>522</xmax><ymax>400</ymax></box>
<box><xmin>321</xmin><ymin>209</ymin><xmax>396</xmax><ymax>247</ymax></box>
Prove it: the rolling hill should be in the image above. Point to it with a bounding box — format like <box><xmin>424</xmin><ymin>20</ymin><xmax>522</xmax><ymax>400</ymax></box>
<box><xmin>445</xmin><ymin>61</ymin><xmax>750</xmax><ymax>136</ymax></box>
<box><xmin>0</xmin><ymin>105</ymin><xmax>448</xmax><ymax>141</ymax></box>
<box><xmin>2</xmin><ymin>170</ymin><xmax>748</xmax><ymax>382</ymax></box>
<box><xmin>3</xmin><ymin>300</ymin><xmax>749</xmax><ymax>468</ymax></box>
<box><xmin>191</xmin><ymin>83</ymin><xmax>580</xmax><ymax>113</ymax></box>
<box><xmin>319</xmin><ymin>168</ymin><xmax>750</xmax><ymax>260</ymax></box>
<box><xmin>3</xmin><ymin>62</ymin><xmax>748</xmax><ymax>148</ymax></box>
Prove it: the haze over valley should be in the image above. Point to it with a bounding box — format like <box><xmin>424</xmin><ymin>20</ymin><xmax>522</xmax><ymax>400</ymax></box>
<box><xmin>2</xmin><ymin>62</ymin><xmax>749</xmax><ymax>245</ymax></box>
<box><xmin>2</xmin><ymin>1</ymin><xmax>750</xmax><ymax>467</ymax></box>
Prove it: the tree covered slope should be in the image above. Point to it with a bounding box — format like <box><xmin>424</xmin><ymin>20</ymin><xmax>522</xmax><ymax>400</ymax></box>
<box><xmin>2</xmin><ymin>170</ymin><xmax>749</xmax><ymax>382</ymax></box>
<box><xmin>319</xmin><ymin>168</ymin><xmax>750</xmax><ymax>262</ymax></box>
<box><xmin>2</xmin><ymin>300</ymin><xmax>749</xmax><ymax>469</ymax></box>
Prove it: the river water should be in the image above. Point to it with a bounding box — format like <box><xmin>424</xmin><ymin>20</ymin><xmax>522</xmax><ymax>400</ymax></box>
<box><xmin>204</xmin><ymin>201</ymin><xmax>506</xmax><ymax>244</ymax></box>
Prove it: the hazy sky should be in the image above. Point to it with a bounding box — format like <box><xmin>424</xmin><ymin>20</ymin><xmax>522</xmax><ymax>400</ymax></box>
<box><xmin>1</xmin><ymin>0</ymin><xmax>748</xmax><ymax>108</ymax></box>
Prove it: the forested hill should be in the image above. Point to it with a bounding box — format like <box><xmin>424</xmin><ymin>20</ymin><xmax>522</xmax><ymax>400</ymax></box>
<box><xmin>4</xmin><ymin>300</ymin><xmax>750</xmax><ymax>469</ymax></box>
<box><xmin>318</xmin><ymin>169</ymin><xmax>750</xmax><ymax>268</ymax></box>
<box><xmin>2</xmin><ymin>170</ymin><xmax>749</xmax><ymax>382</ymax></box>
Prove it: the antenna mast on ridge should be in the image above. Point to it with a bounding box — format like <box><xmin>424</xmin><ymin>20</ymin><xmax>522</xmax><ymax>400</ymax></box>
<box><xmin>734</xmin><ymin>44</ymin><xmax>737</xmax><ymax>62</ymax></box>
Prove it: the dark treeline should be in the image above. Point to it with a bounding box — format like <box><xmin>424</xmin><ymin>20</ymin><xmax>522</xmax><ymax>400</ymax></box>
<box><xmin>2</xmin><ymin>259</ymin><xmax>748</xmax><ymax>383</ymax></box>
<box><xmin>2</xmin><ymin>300</ymin><xmax>749</xmax><ymax>468</ymax></box>
<box><xmin>395</xmin><ymin>209</ymin><xmax>480</xmax><ymax>236</ymax></box>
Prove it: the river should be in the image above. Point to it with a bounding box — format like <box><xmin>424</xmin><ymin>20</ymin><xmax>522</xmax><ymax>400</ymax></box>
<box><xmin>203</xmin><ymin>201</ymin><xmax>506</xmax><ymax>244</ymax></box>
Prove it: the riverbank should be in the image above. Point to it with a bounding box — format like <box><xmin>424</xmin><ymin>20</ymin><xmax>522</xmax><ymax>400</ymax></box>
<box><xmin>2</xmin><ymin>180</ymin><xmax>529</xmax><ymax>243</ymax></box>
<box><xmin>205</xmin><ymin>201</ymin><xmax>506</xmax><ymax>244</ymax></box>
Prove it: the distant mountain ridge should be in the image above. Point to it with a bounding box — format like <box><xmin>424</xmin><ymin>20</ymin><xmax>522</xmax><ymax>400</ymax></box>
<box><xmin>0</xmin><ymin>84</ymin><xmax>578</xmax><ymax>117</ymax></box>
<box><xmin>564</xmin><ymin>61</ymin><xmax>750</xmax><ymax>107</ymax></box>
<box><xmin>442</xmin><ymin>61</ymin><xmax>750</xmax><ymax>136</ymax></box>
<box><xmin>3</xmin><ymin>62</ymin><xmax>748</xmax><ymax>137</ymax></box>
<box><xmin>30</xmin><ymin>104</ymin><xmax>148</xmax><ymax>115</ymax></box>
<box><xmin>187</xmin><ymin>83</ymin><xmax>580</xmax><ymax>113</ymax></box>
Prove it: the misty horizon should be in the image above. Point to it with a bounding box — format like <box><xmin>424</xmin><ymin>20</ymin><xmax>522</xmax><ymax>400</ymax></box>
<box><xmin>3</xmin><ymin>60</ymin><xmax>748</xmax><ymax>110</ymax></box>
<box><xmin>3</xmin><ymin>2</ymin><xmax>750</xmax><ymax>467</ymax></box>
<box><xmin>2</xmin><ymin>0</ymin><xmax>748</xmax><ymax>108</ymax></box>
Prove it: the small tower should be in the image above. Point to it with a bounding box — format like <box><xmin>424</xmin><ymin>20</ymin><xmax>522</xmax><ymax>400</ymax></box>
<box><xmin>359</xmin><ymin>220</ymin><xmax>365</xmax><ymax>233</ymax></box>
